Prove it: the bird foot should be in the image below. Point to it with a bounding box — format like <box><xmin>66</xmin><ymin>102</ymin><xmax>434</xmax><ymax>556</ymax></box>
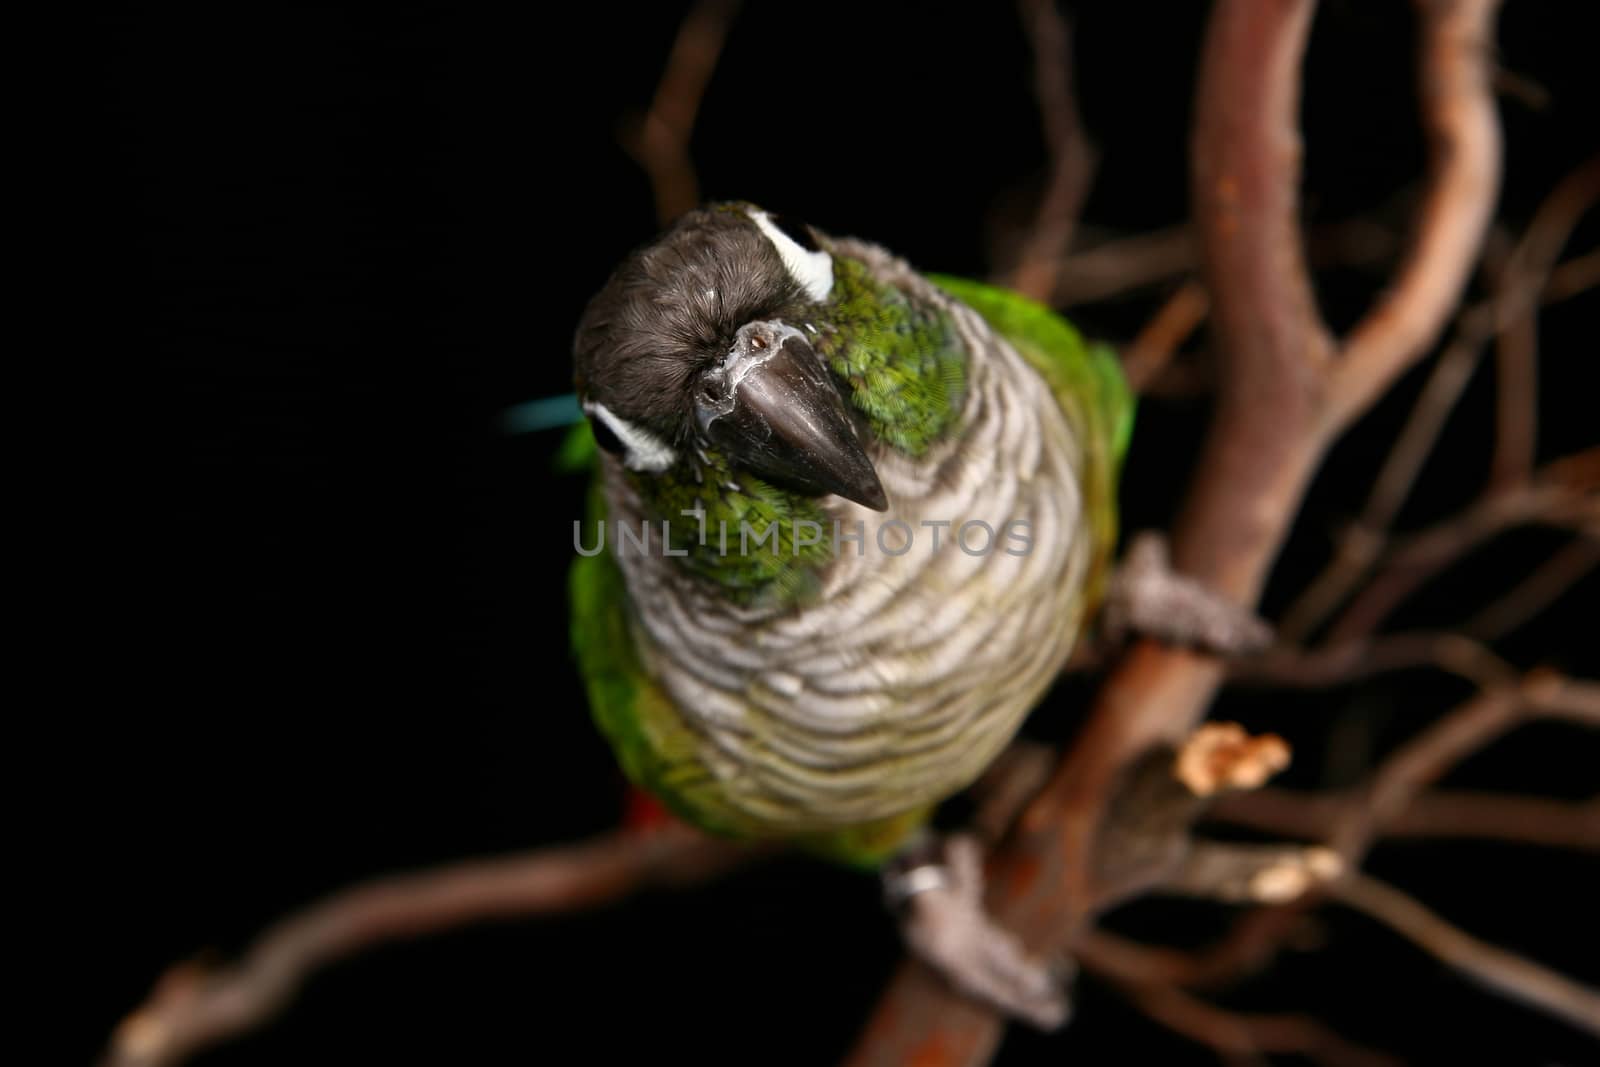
<box><xmin>1103</xmin><ymin>532</ymin><xmax>1273</xmax><ymax>655</ymax></box>
<box><xmin>883</xmin><ymin>834</ymin><xmax>1072</xmax><ymax>1030</ymax></box>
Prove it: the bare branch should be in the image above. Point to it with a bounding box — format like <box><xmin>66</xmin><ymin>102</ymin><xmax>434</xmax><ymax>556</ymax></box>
<box><xmin>1233</xmin><ymin>630</ymin><xmax>1517</xmax><ymax>691</ymax></box>
<box><xmin>1335</xmin><ymin>685</ymin><xmax>1514</xmax><ymax>855</ymax></box>
<box><xmin>1326</xmin><ymin>0</ymin><xmax>1503</xmax><ymax>433</ymax></box>
<box><xmin>620</xmin><ymin>0</ymin><xmax>739</xmax><ymax>225</ymax></box>
<box><xmin>1048</xmin><ymin>218</ymin><xmax>1399</xmax><ymax>308</ymax></box>
<box><xmin>846</xmin><ymin>4</ymin><xmax>1335</xmax><ymax>1060</ymax></box>
<box><xmin>1333</xmin><ymin>670</ymin><xmax>1598</xmax><ymax>858</ymax></box>
<box><xmin>847</xmin><ymin>2</ymin><xmax>1517</xmax><ymax>1060</ymax></box>
<box><xmin>1324</xmin><ymin>451</ymin><xmax>1597</xmax><ymax>644</ymax></box>
<box><xmin>1120</xmin><ymin>281</ymin><xmax>1209</xmax><ymax>394</ymax></box>
<box><xmin>103</xmin><ymin>828</ymin><xmax>755</xmax><ymax>1067</ymax></box>
<box><xmin>1466</xmin><ymin>535</ymin><xmax>1600</xmax><ymax>640</ymax></box>
<box><xmin>1085</xmin><ymin>869</ymin><xmax>1600</xmax><ymax>1056</ymax></box>
<box><xmin>1176</xmin><ymin>0</ymin><xmax>1333</xmax><ymax>596</ymax></box>
<box><xmin>1332</xmin><ymin>873</ymin><xmax>1600</xmax><ymax>1038</ymax></box>
<box><xmin>1278</xmin><ymin>324</ymin><xmax>1489</xmax><ymax>642</ymax></box>
<box><xmin>1489</xmin><ymin>155</ymin><xmax>1600</xmax><ymax>489</ymax></box>
<box><xmin>1284</xmin><ymin>157</ymin><xmax>1599</xmax><ymax>640</ymax></box>
<box><xmin>1133</xmin><ymin>670</ymin><xmax>1599</xmax><ymax>1000</ymax></box>
<box><xmin>1078</xmin><ymin>932</ymin><xmax>1404</xmax><ymax>1067</ymax></box>
<box><xmin>1546</xmin><ymin>246</ymin><xmax>1600</xmax><ymax>301</ymax></box>
<box><xmin>1007</xmin><ymin>0</ymin><xmax>1098</xmax><ymax>302</ymax></box>
<box><xmin>1524</xmin><ymin>669</ymin><xmax>1600</xmax><ymax>725</ymax></box>
<box><xmin>1209</xmin><ymin>788</ymin><xmax>1600</xmax><ymax>852</ymax></box>
<box><xmin>1490</xmin><ymin>287</ymin><xmax>1539</xmax><ymax>493</ymax></box>
<box><xmin>1051</xmin><ymin>226</ymin><xmax>1196</xmax><ymax>305</ymax></box>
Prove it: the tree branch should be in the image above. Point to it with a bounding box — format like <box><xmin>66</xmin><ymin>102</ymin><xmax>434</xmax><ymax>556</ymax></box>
<box><xmin>845</xmin><ymin>2</ymin><xmax>1508</xmax><ymax>1062</ymax></box>
<box><xmin>1466</xmin><ymin>534</ymin><xmax>1600</xmax><ymax>640</ymax></box>
<box><xmin>620</xmin><ymin>0</ymin><xmax>739</xmax><ymax>225</ymax></box>
<box><xmin>1090</xmin><ymin>669</ymin><xmax>1598</xmax><ymax>1037</ymax></box>
<box><xmin>1120</xmin><ymin>281</ymin><xmax>1208</xmax><ymax>394</ymax></box>
<box><xmin>1007</xmin><ymin>0</ymin><xmax>1097</xmax><ymax>302</ymax></box>
<box><xmin>1489</xmin><ymin>155</ymin><xmax>1600</xmax><ymax>490</ymax></box>
<box><xmin>1048</xmin><ymin>217</ymin><xmax>1399</xmax><ymax>308</ymax></box>
<box><xmin>1331</xmin><ymin>673</ymin><xmax>1582</xmax><ymax>856</ymax></box>
<box><xmin>1283</xmin><ymin>154</ymin><xmax>1599</xmax><ymax>641</ymax></box>
<box><xmin>1233</xmin><ymin>630</ymin><xmax>1517</xmax><ymax>691</ymax></box>
<box><xmin>1278</xmin><ymin>320</ymin><xmax>1490</xmax><ymax>642</ymax></box>
<box><xmin>1324</xmin><ymin>450</ymin><xmax>1597</xmax><ymax>644</ymax></box>
<box><xmin>1332</xmin><ymin>873</ymin><xmax>1600</xmax><ymax>1039</ymax></box>
<box><xmin>103</xmin><ymin>828</ymin><xmax>755</xmax><ymax>1067</ymax></box>
<box><xmin>1078</xmin><ymin>931</ymin><xmax>1405</xmax><ymax>1067</ymax></box>
<box><xmin>846</xmin><ymin>4</ymin><xmax>1331</xmax><ymax>1061</ymax></box>
<box><xmin>1326</xmin><ymin>0</ymin><xmax>1502</xmax><ymax>433</ymax></box>
<box><xmin>1208</xmin><ymin>788</ymin><xmax>1600</xmax><ymax>852</ymax></box>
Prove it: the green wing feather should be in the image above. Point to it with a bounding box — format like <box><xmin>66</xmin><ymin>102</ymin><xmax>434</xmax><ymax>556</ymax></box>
<box><xmin>930</xmin><ymin>274</ymin><xmax>1133</xmax><ymax>603</ymax></box>
<box><xmin>553</xmin><ymin>419</ymin><xmax>599</xmax><ymax>474</ymax></box>
<box><xmin>562</xmin><ymin>419</ymin><xmax>689</xmax><ymax>820</ymax></box>
<box><xmin>569</xmin><ymin>474</ymin><xmax>758</xmax><ymax>839</ymax></box>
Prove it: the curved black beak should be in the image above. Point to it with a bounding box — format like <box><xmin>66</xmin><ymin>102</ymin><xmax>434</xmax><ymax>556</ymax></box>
<box><xmin>695</xmin><ymin>321</ymin><xmax>888</xmax><ymax>511</ymax></box>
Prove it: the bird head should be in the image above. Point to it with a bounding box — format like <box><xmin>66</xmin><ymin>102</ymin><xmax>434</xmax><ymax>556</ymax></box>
<box><xmin>573</xmin><ymin>203</ymin><xmax>888</xmax><ymax>512</ymax></box>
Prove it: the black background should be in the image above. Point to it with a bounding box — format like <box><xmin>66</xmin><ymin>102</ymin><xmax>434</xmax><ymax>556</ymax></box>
<box><xmin>84</xmin><ymin>3</ymin><xmax>1596</xmax><ymax>1065</ymax></box>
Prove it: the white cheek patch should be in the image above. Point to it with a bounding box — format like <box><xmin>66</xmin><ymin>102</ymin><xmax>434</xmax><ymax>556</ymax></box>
<box><xmin>585</xmin><ymin>401</ymin><xmax>678</xmax><ymax>473</ymax></box>
<box><xmin>747</xmin><ymin>208</ymin><xmax>834</xmax><ymax>302</ymax></box>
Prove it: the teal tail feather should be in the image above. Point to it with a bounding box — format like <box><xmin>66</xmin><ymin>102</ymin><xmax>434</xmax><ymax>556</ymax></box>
<box><xmin>500</xmin><ymin>392</ymin><xmax>584</xmax><ymax>434</ymax></box>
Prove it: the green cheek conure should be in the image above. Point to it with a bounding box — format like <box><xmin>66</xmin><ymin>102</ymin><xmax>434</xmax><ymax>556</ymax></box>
<box><xmin>568</xmin><ymin>202</ymin><xmax>1133</xmax><ymax>869</ymax></box>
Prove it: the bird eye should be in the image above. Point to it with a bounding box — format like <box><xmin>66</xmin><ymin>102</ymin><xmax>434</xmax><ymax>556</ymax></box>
<box><xmin>768</xmin><ymin>213</ymin><xmax>819</xmax><ymax>253</ymax></box>
<box><xmin>589</xmin><ymin>417</ymin><xmax>624</xmax><ymax>454</ymax></box>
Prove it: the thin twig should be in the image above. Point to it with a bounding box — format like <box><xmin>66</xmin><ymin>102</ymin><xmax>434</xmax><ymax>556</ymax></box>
<box><xmin>1050</xmin><ymin>226</ymin><xmax>1195</xmax><ymax>305</ymax></box>
<box><xmin>1208</xmin><ymin>788</ymin><xmax>1600</xmax><ymax>852</ymax></box>
<box><xmin>1489</xmin><ymin>155</ymin><xmax>1600</xmax><ymax>490</ymax></box>
<box><xmin>1007</xmin><ymin>0</ymin><xmax>1097</xmax><ymax>302</ymax></box>
<box><xmin>1465</xmin><ymin>534</ymin><xmax>1600</xmax><ymax>640</ymax></box>
<box><xmin>1233</xmin><ymin>630</ymin><xmax>1517</xmax><ymax>691</ymax></box>
<box><xmin>103</xmin><ymin>828</ymin><xmax>756</xmax><ymax>1067</ymax></box>
<box><xmin>1258</xmin><ymin>669</ymin><xmax>1596</xmax><ymax>923</ymax></box>
<box><xmin>1284</xmin><ymin>155</ymin><xmax>1597</xmax><ymax>641</ymax></box>
<box><xmin>1332</xmin><ymin>873</ymin><xmax>1600</xmax><ymax>1038</ymax></box>
<box><xmin>1120</xmin><ymin>281</ymin><xmax>1209</xmax><ymax>393</ymax></box>
<box><xmin>1078</xmin><ymin>931</ymin><xmax>1405</xmax><ymax>1067</ymax></box>
<box><xmin>1324</xmin><ymin>451</ymin><xmax>1597</xmax><ymax>644</ymax></box>
<box><xmin>1524</xmin><ymin>670</ymin><xmax>1600</xmax><ymax>724</ymax></box>
<box><xmin>1546</xmin><ymin>246</ymin><xmax>1600</xmax><ymax>301</ymax></box>
<box><xmin>1162</xmin><ymin>670</ymin><xmax>1598</xmax><ymax>1002</ymax></box>
<box><xmin>619</xmin><ymin>0</ymin><xmax>740</xmax><ymax>225</ymax></box>
<box><xmin>1335</xmin><ymin>682</ymin><xmax>1522</xmax><ymax>855</ymax></box>
<box><xmin>1278</xmin><ymin>323</ymin><xmax>1489</xmax><ymax>642</ymax></box>
<box><xmin>1050</xmin><ymin>218</ymin><xmax>1399</xmax><ymax>308</ymax></box>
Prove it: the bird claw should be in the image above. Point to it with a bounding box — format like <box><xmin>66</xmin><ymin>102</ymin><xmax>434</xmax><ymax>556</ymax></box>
<box><xmin>1103</xmin><ymin>532</ymin><xmax>1273</xmax><ymax>655</ymax></box>
<box><xmin>884</xmin><ymin>834</ymin><xmax>1073</xmax><ymax>1030</ymax></box>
